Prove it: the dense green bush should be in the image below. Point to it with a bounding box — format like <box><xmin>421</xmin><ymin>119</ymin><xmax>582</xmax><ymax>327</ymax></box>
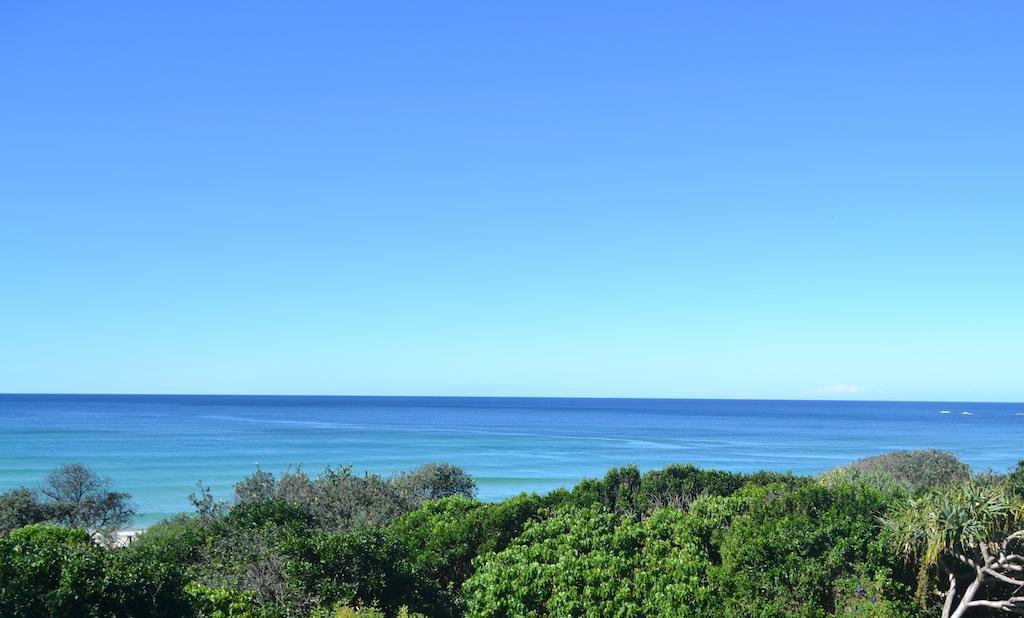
<box><xmin>703</xmin><ymin>482</ymin><xmax>917</xmax><ymax>617</ymax></box>
<box><xmin>125</xmin><ymin>513</ymin><xmax>209</xmax><ymax>568</ymax></box>
<box><xmin>0</xmin><ymin>524</ymin><xmax>192</xmax><ymax>617</ymax></box>
<box><xmin>831</xmin><ymin>450</ymin><xmax>970</xmax><ymax>492</ymax></box>
<box><xmin>885</xmin><ymin>481</ymin><xmax>1024</xmax><ymax>615</ymax></box>
<box><xmin>230</xmin><ymin>463</ymin><xmax>477</xmax><ymax>534</ymax></box>
<box><xmin>1</xmin><ymin>454</ymin><xmax>1015</xmax><ymax>617</ymax></box>
<box><xmin>41</xmin><ymin>463</ymin><xmax>136</xmax><ymax>534</ymax></box>
<box><xmin>0</xmin><ymin>464</ymin><xmax>135</xmax><ymax>539</ymax></box>
<box><xmin>569</xmin><ymin>463</ymin><xmax>808</xmax><ymax>517</ymax></box>
<box><xmin>464</xmin><ymin>506</ymin><xmax>712</xmax><ymax>616</ymax></box>
<box><xmin>184</xmin><ymin>582</ymin><xmax>258</xmax><ymax>618</ymax></box>
<box><xmin>0</xmin><ymin>525</ymin><xmax>107</xmax><ymax>617</ymax></box>
<box><xmin>1007</xmin><ymin>459</ymin><xmax>1024</xmax><ymax>499</ymax></box>
<box><xmin>0</xmin><ymin>488</ymin><xmax>50</xmax><ymax>536</ymax></box>
<box><xmin>818</xmin><ymin>468</ymin><xmax>912</xmax><ymax>499</ymax></box>
<box><xmin>282</xmin><ymin>526</ymin><xmax>429</xmax><ymax>617</ymax></box>
<box><xmin>389</xmin><ymin>463</ymin><xmax>477</xmax><ymax>502</ymax></box>
<box><xmin>463</xmin><ymin>479</ymin><xmax>920</xmax><ymax>618</ymax></box>
<box><xmin>194</xmin><ymin>500</ymin><xmax>315</xmax><ymax>613</ymax></box>
<box><xmin>383</xmin><ymin>493</ymin><xmax>547</xmax><ymax>614</ymax></box>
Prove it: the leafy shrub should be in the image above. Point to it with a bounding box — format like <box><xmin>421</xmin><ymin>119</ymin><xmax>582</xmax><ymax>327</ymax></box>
<box><xmin>463</xmin><ymin>506</ymin><xmax>712</xmax><ymax>616</ymax></box>
<box><xmin>0</xmin><ymin>459</ymin><xmax>957</xmax><ymax>617</ymax></box>
<box><xmin>831</xmin><ymin>450</ymin><xmax>969</xmax><ymax>492</ymax></box>
<box><xmin>0</xmin><ymin>464</ymin><xmax>136</xmax><ymax>539</ymax></box>
<box><xmin>185</xmin><ymin>582</ymin><xmax>258</xmax><ymax>617</ymax></box>
<box><xmin>282</xmin><ymin>527</ymin><xmax>430</xmax><ymax>617</ymax></box>
<box><xmin>387</xmin><ymin>493</ymin><xmax>545</xmax><ymax>608</ymax></box>
<box><xmin>230</xmin><ymin>463</ymin><xmax>476</xmax><ymax>534</ymax></box>
<box><xmin>832</xmin><ymin>566</ymin><xmax>918</xmax><ymax>618</ymax></box>
<box><xmin>570</xmin><ymin>463</ymin><xmax>808</xmax><ymax>517</ymax></box>
<box><xmin>389</xmin><ymin>463</ymin><xmax>477</xmax><ymax>502</ymax></box>
<box><xmin>819</xmin><ymin>467</ymin><xmax>912</xmax><ymax>499</ymax></box>
<box><xmin>705</xmin><ymin>482</ymin><xmax>916</xmax><ymax>617</ymax></box>
<box><xmin>310</xmin><ymin>605</ymin><xmax>426</xmax><ymax>618</ymax></box>
<box><xmin>41</xmin><ymin>463</ymin><xmax>136</xmax><ymax>534</ymax></box>
<box><xmin>125</xmin><ymin>513</ymin><xmax>209</xmax><ymax>568</ymax></box>
<box><xmin>1007</xmin><ymin>459</ymin><xmax>1024</xmax><ymax>499</ymax></box>
<box><xmin>0</xmin><ymin>524</ymin><xmax>192</xmax><ymax>617</ymax></box>
<box><xmin>0</xmin><ymin>525</ymin><xmax>106</xmax><ymax>617</ymax></box>
<box><xmin>101</xmin><ymin>546</ymin><xmax>195</xmax><ymax>617</ymax></box>
<box><xmin>0</xmin><ymin>488</ymin><xmax>50</xmax><ymax>536</ymax></box>
<box><xmin>884</xmin><ymin>481</ymin><xmax>1024</xmax><ymax>613</ymax></box>
<box><xmin>193</xmin><ymin>500</ymin><xmax>315</xmax><ymax>613</ymax></box>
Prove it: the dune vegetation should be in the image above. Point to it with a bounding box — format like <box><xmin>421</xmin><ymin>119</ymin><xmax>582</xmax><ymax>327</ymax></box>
<box><xmin>1</xmin><ymin>452</ymin><xmax>1023</xmax><ymax>617</ymax></box>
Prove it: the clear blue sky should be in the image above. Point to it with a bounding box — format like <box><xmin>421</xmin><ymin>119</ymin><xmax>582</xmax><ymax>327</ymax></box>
<box><xmin>2</xmin><ymin>2</ymin><xmax>1021</xmax><ymax>401</ymax></box>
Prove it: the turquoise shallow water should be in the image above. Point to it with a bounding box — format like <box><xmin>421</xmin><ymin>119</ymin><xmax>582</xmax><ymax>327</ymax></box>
<box><xmin>1</xmin><ymin>394</ymin><xmax>1021</xmax><ymax>526</ymax></box>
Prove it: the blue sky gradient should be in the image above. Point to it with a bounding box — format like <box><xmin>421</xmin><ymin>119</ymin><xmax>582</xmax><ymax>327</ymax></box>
<box><xmin>2</xmin><ymin>2</ymin><xmax>1022</xmax><ymax>400</ymax></box>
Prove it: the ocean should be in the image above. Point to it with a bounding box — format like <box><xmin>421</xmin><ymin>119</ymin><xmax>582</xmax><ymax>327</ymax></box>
<box><xmin>0</xmin><ymin>394</ymin><xmax>1021</xmax><ymax>526</ymax></box>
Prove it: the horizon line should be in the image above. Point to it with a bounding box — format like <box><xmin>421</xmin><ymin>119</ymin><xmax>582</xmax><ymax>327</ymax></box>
<box><xmin>1</xmin><ymin>392</ymin><xmax>1022</xmax><ymax>405</ymax></box>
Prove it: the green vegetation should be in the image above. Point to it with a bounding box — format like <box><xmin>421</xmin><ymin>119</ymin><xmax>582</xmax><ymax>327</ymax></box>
<box><xmin>0</xmin><ymin>463</ymin><xmax>135</xmax><ymax>539</ymax></box>
<box><xmin>826</xmin><ymin>450</ymin><xmax>971</xmax><ymax>492</ymax></box>
<box><xmin>0</xmin><ymin>524</ymin><xmax>191</xmax><ymax>617</ymax></box>
<box><xmin>885</xmin><ymin>481</ymin><xmax>1024</xmax><ymax>617</ymax></box>
<box><xmin>1</xmin><ymin>455</ymin><xmax>1022</xmax><ymax>617</ymax></box>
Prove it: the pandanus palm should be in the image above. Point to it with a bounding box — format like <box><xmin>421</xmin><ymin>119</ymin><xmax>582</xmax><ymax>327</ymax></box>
<box><xmin>884</xmin><ymin>481</ymin><xmax>1024</xmax><ymax>618</ymax></box>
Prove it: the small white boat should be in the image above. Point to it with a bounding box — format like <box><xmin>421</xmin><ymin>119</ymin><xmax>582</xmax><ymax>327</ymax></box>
<box><xmin>961</xmin><ymin>411</ymin><xmax>973</xmax><ymax>416</ymax></box>
<box><xmin>940</xmin><ymin>410</ymin><xmax>951</xmax><ymax>414</ymax></box>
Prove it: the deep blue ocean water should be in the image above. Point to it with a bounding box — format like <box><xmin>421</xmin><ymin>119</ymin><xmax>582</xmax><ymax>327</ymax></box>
<box><xmin>1</xmin><ymin>394</ymin><xmax>1021</xmax><ymax>526</ymax></box>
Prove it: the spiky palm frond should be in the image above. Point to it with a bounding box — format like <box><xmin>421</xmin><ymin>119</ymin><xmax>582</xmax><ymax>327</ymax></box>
<box><xmin>882</xmin><ymin>481</ymin><xmax>1023</xmax><ymax>604</ymax></box>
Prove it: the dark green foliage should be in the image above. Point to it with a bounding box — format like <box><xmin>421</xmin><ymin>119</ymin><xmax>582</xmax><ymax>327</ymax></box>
<box><xmin>282</xmin><ymin>527</ymin><xmax>432</xmax><ymax>617</ymax></box>
<box><xmin>0</xmin><ymin>456</ymin><xmax>989</xmax><ymax>617</ymax></box>
<box><xmin>387</xmin><ymin>493</ymin><xmax>546</xmax><ymax>609</ymax></box>
<box><xmin>227</xmin><ymin>499</ymin><xmax>316</xmax><ymax>530</ymax></box>
<box><xmin>100</xmin><ymin>544</ymin><xmax>196</xmax><ymax>617</ymax></box>
<box><xmin>639</xmin><ymin>464</ymin><xmax>740</xmax><ymax>508</ymax></box>
<box><xmin>593</xmin><ymin>464</ymin><xmax>643</xmax><ymax>515</ymax></box>
<box><xmin>280</xmin><ymin>493</ymin><xmax>542</xmax><ymax>617</ymax></box>
<box><xmin>0</xmin><ymin>488</ymin><xmax>50</xmax><ymax>536</ymax></box>
<box><xmin>230</xmin><ymin>463</ymin><xmax>477</xmax><ymax>534</ymax></box>
<box><xmin>464</xmin><ymin>479</ymin><xmax>919</xmax><ymax>618</ymax></box>
<box><xmin>0</xmin><ymin>524</ymin><xmax>192</xmax><ymax>617</ymax></box>
<box><xmin>233</xmin><ymin>465</ymin><xmax>404</xmax><ymax>532</ymax></box>
<box><xmin>125</xmin><ymin>513</ymin><xmax>209</xmax><ymax>568</ymax></box>
<box><xmin>389</xmin><ymin>463</ymin><xmax>477</xmax><ymax>502</ymax></box>
<box><xmin>0</xmin><ymin>464</ymin><xmax>136</xmax><ymax>538</ymax></box>
<box><xmin>570</xmin><ymin>462</ymin><xmax>808</xmax><ymax>517</ymax></box>
<box><xmin>0</xmin><ymin>525</ymin><xmax>105</xmax><ymax>617</ymax></box>
<box><xmin>640</xmin><ymin>464</ymin><xmax>805</xmax><ymax>510</ymax></box>
<box><xmin>162</xmin><ymin>464</ymin><xmax>477</xmax><ymax>616</ymax></box>
<box><xmin>193</xmin><ymin>500</ymin><xmax>316</xmax><ymax>612</ymax></box>
<box><xmin>463</xmin><ymin>506</ymin><xmax>713</xmax><ymax>616</ymax></box>
<box><xmin>744</xmin><ymin>469</ymin><xmax>814</xmax><ymax>490</ymax></box>
<box><xmin>183</xmin><ymin>582</ymin><xmax>258</xmax><ymax>617</ymax></box>
<box><xmin>705</xmin><ymin>482</ymin><xmax>916</xmax><ymax>617</ymax></box>
<box><xmin>884</xmin><ymin>481</ymin><xmax>1024</xmax><ymax>615</ymax></box>
<box><xmin>835</xmin><ymin>450</ymin><xmax>970</xmax><ymax>492</ymax></box>
<box><xmin>235</xmin><ymin>467</ymin><xmax>277</xmax><ymax>504</ymax></box>
<box><xmin>41</xmin><ymin>463</ymin><xmax>136</xmax><ymax>533</ymax></box>
<box><xmin>1007</xmin><ymin>459</ymin><xmax>1024</xmax><ymax>499</ymax></box>
<box><xmin>831</xmin><ymin>566</ymin><xmax>919</xmax><ymax>618</ymax></box>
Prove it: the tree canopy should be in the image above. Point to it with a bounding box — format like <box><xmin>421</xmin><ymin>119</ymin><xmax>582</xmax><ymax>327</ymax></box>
<box><xmin>1</xmin><ymin>453</ymin><xmax>1021</xmax><ymax>618</ymax></box>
